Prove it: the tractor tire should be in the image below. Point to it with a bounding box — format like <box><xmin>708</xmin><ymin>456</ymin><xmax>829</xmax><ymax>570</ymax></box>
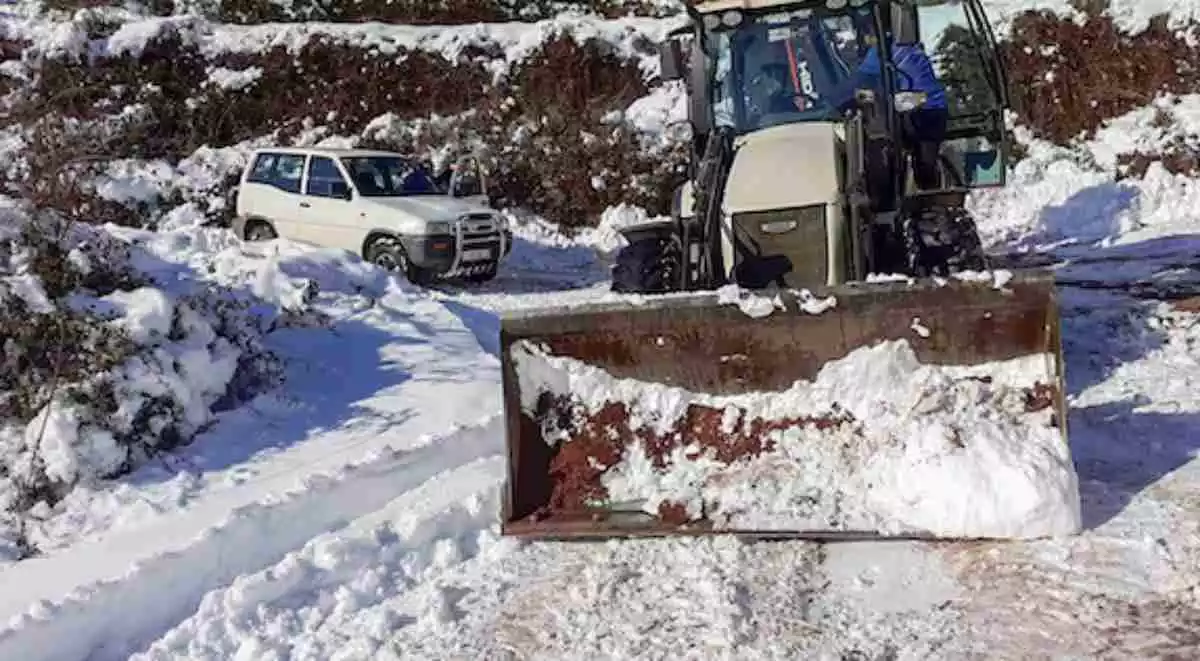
<box><xmin>611</xmin><ymin>235</ymin><xmax>681</xmax><ymax>294</ymax></box>
<box><xmin>902</xmin><ymin>205</ymin><xmax>988</xmax><ymax>277</ymax></box>
<box><xmin>366</xmin><ymin>235</ymin><xmax>436</xmax><ymax>287</ymax></box>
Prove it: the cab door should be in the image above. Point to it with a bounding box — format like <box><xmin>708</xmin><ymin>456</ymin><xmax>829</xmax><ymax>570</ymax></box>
<box><xmin>914</xmin><ymin>0</ymin><xmax>1010</xmax><ymax>189</ymax></box>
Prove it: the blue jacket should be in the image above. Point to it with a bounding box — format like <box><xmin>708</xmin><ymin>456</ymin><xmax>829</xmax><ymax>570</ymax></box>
<box><xmin>856</xmin><ymin>42</ymin><xmax>947</xmax><ymax>109</ymax></box>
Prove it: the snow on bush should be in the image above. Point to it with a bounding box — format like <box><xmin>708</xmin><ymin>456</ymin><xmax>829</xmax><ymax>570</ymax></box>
<box><xmin>30</xmin><ymin>0</ymin><xmax>683</xmax><ymax>25</ymax></box>
<box><xmin>1003</xmin><ymin>9</ymin><xmax>1200</xmax><ymax>145</ymax></box>
<box><xmin>0</xmin><ymin>210</ymin><xmax>290</xmax><ymax>559</ymax></box>
<box><xmin>0</xmin><ymin>13</ymin><xmax>689</xmax><ymax>230</ymax></box>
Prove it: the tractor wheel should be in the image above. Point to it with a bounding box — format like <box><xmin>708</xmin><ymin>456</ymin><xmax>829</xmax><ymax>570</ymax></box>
<box><xmin>902</xmin><ymin>205</ymin><xmax>989</xmax><ymax>277</ymax></box>
<box><xmin>611</xmin><ymin>234</ymin><xmax>682</xmax><ymax>294</ymax></box>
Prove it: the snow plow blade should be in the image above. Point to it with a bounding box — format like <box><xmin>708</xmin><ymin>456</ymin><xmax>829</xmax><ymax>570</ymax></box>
<box><xmin>499</xmin><ymin>269</ymin><xmax>1077</xmax><ymax>541</ymax></box>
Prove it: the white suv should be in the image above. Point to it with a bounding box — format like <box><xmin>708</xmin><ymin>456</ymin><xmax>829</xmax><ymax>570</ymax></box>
<box><xmin>233</xmin><ymin>147</ymin><xmax>512</xmax><ymax>284</ymax></box>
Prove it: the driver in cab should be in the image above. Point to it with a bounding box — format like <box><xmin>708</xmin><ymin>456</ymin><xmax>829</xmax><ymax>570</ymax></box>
<box><xmin>749</xmin><ymin>16</ymin><xmax>847</xmax><ymax>118</ymax></box>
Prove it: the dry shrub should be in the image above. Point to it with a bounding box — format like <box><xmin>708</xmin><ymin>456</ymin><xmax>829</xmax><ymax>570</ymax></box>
<box><xmin>1113</xmin><ymin>109</ymin><xmax>1200</xmax><ymax>177</ymax></box>
<box><xmin>9</xmin><ymin>214</ymin><xmax>149</xmax><ymax>298</ymax></box>
<box><xmin>41</xmin><ymin>0</ymin><xmax>679</xmax><ymax>23</ymax></box>
<box><xmin>484</xmin><ymin>116</ymin><xmax>686</xmax><ymax>228</ymax></box>
<box><xmin>214</xmin><ymin>37</ymin><xmax>493</xmax><ymax>139</ymax></box>
<box><xmin>0</xmin><ymin>294</ymin><xmax>136</xmax><ymax>426</ymax></box>
<box><xmin>14</xmin><ymin>28</ymin><xmax>685</xmax><ymax>228</ymax></box>
<box><xmin>12</xmin><ymin>116</ymin><xmax>162</xmax><ymax>229</ymax></box>
<box><xmin>0</xmin><ymin>38</ymin><xmax>25</xmax><ymax>61</ymax></box>
<box><xmin>1002</xmin><ymin>11</ymin><xmax>1200</xmax><ymax>144</ymax></box>
<box><xmin>482</xmin><ymin>35</ymin><xmax>685</xmax><ymax>227</ymax></box>
<box><xmin>1119</xmin><ymin>143</ymin><xmax>1200</xmax><ymax>178</ymax></box>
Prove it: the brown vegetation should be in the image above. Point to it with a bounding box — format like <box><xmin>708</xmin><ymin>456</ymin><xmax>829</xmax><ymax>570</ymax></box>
<box><xmin>40</xmin><ymin>0</ymin><xmax>677</xmax><ymax>24</ymax></box>
<box><xmin>1002</xmin><ymin>12</ymin><xmax>1200</xmax><ymax>145</ymax></box>
<box><xmin>6</xmin><ymin>27</ymin><xmax>681</xmax><ymax>229</ymax></box>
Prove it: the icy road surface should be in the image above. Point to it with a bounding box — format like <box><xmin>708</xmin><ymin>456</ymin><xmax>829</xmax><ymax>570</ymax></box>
<box><xmin>5</xmin><ymin>135</ymin><xmax>1200</xmax><ymax>660</ymax></box>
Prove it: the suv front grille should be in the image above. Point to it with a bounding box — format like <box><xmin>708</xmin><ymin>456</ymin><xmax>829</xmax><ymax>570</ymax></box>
<box><xmin>460</xmin><ymin>213</ymin><xmax>499</xmax><ymax>236</ymax></box>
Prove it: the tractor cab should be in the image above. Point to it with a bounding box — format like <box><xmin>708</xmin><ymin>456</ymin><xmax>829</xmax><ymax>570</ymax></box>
<box><xmin>662</xmin><ymin>0</ymin><xmax>1010</xmax><ymax>193</ymax></box>
<box><xmin>704</xmin><ymin>8</ymin><xmax>867</xmax><ymax>133</ymax></box>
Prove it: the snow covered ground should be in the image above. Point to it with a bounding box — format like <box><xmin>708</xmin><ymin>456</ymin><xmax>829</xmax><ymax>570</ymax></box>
<box><xmin>4</xmin><ymin>144</ymin><xmax>1200</xmax><ymax>659</ymax></box>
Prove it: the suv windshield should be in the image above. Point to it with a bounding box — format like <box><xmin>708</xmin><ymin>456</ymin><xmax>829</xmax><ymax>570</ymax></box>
<box><xmin>709</xmin><ymin>9</ymin><xmax>872</xmax><ymax>134</ymax></box>
<box><xmin>340</xmin><ymin>156</ymin><xmax>440</xmax><ymax>197</ymax></box>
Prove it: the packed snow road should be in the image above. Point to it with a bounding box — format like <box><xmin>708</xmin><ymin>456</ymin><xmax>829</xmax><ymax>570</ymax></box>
<box><xmin>5</xmin><ymin>206</ymin><xmax>1200</xmax><ymax>659</ymax></box>
<box><xmin>130</xmin><ymin>258</ymin><xmax>1200</xmax><ymax>661</ymax></box>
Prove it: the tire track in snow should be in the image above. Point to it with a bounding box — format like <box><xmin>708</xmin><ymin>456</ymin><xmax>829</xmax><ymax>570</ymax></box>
<box><xmin>130</xmin><ymin>454</ymin><xmax>510</xmax><ymax>661</ymax></box>
<box><xmin>0</xmin><ymin>417</ymin><xmax>504</xmax><ymax>661</ymax></box>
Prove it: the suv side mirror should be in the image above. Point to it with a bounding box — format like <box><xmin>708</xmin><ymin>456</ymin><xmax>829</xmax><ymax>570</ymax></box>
<box><xmin>659</xmin><ymin>39</ymin><xmax>685</xmax><ymax>81</ymax></box>
<box><xmin>330</xmin><ymin>180</ymin><xmax>352</xmax><ymax>200</ymax></box>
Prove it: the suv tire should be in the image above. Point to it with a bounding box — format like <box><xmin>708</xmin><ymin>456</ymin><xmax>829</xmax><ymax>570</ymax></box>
<box><xmin>366</xmin><ymin>235</ymin><xmax>435</xmax><ymax>286</ymax></box>
<box><xmin>244</xmin><ymin>220</ymin><xmax>277</xmax><ymax>242</ymax></box>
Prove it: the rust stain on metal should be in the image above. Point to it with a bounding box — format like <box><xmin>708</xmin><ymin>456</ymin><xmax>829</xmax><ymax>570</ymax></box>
<box><xmin>531</xmin><ymin>395</ymin><xmax>859</xmax><ymax>526</ymax></box>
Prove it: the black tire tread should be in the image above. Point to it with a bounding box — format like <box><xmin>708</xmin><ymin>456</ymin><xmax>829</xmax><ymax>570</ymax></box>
<box><xmin>902</xmin><ymin>205</ymin><xmax>989</xmax><ymax>277</ymax></box>
<box><xmin>611</xmin><ymin>235</ymin><xmax>682</xmax><ymax>294</ymax></box>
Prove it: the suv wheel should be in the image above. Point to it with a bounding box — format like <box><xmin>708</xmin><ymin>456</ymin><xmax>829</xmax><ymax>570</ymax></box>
<box><xmin>367</xmin><ymin>235</ymin><xmax>435</xmax><ymax>286</ymax></box>
<box><xmin>244</xmin><ymin>220</ymin><xmax>277</xmax><ymax>242</ymax></box>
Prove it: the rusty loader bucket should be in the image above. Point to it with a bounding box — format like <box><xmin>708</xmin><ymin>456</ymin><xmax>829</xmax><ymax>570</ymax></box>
<box><xmin>499</xmin><ymin>269</ymin><xmax>1077</xmax><ymax>541</ymax></box>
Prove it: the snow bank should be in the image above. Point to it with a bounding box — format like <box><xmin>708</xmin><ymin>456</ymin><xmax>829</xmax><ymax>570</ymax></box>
<box><xmin>970</xmin><ymin>123</ymin><xmax>1200</xmax><ymax>251</ymax></box>
<box><xmin>0</xmin><ymin>214</ymin><xmax>350</xmax><ymax>563</ymax></box>
<box><xmin>512</xmin><ymin>339</ymin><xmax>1081</xmax><ymax>539</ymax></box>
<box><xmin>0</xmin><ymin>418</ymin><xmax>504</xmax><ymax>661</ymax></box>
<box><xmin>130</xmin><ymin>441</ymin><xmax>505</xmax><ymax>661</ymax></box>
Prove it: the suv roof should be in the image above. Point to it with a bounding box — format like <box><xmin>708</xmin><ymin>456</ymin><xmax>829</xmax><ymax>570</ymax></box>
<box><xmin>249</xmin><ymin>146</ymin><xmax>404</xmax><ymax>159</ymax></box>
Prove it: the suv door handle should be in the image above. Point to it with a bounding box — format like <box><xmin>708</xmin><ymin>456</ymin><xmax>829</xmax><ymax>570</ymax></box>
<box><xmin>299</xmin><ymin>201</ymin><xmax>311</xmax><ymax>208</ymax></box>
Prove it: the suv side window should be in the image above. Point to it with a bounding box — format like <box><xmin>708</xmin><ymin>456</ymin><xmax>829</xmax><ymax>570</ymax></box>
<box><xmin>305</xmin><ymin>156</ymin><xmax>349</xmax><ymax>198</ymax></box>
<box><xmin>246</xmin><ymin>152</ymin><xmax>305</xmax><ymax>194</ymax></box>
<box><xmin>273</xmin><ymin>154</ymin><xmax>305</xmax><ymax>193</ymax></box>
<box><xmin>247</xmin><ymin>153</ymin><xmax>279</xmax><ymax>184</ymax></box>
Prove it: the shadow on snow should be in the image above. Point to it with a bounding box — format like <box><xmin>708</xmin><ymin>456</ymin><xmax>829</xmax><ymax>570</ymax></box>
<box><xmin>988</xmin><ymin>183</ymin><xmax>1200</xmax><ymax>530</ymax></box>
